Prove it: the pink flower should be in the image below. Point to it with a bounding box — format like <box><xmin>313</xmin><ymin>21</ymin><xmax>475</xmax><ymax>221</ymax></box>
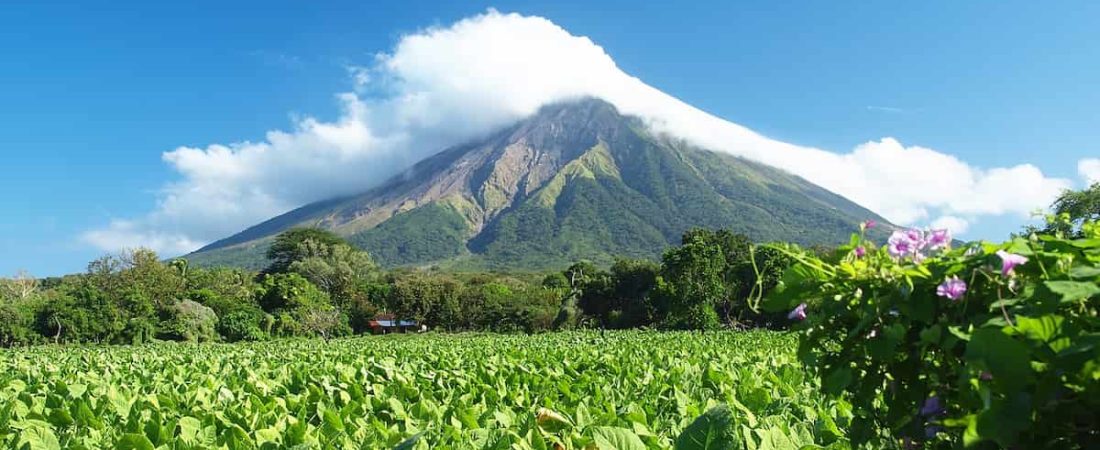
<box><xmin>905</xmin><ymin>229</ymin><xmax>927</xmax><ymax>247</ymax></box>
<box><xmin>788</xmin><ymin>303</ymin><xmax>807</xmax><ymax>321</ymax></box>
<box><xmin>936</xmin><ymin>276</ymin><xmax>967</xmax><ymax>301</ymax></box>
<box><xmin>864</xmin><ymin>219</ymin><xmax>877</xmax><ymax>230</ymax></box>
<box><xmin>854</xmin><ymin>246</ymin><xmax>866</xmax><ymax>258</ymax></box>
<box><xmin>888</xmin><ymin>229</ymin><xmax>929</xmax><ymax>259</ymax></box>
<box><xmin>888</xmin><ymin>231</ymin><xmax>915</xmax><ymax>257</ymax></box>
<box><xmin>995</xmin><ymin>250</ymin><xmax>1028</xmax><ymax>276</ymax></box>
<box><xmin>928</xmin><ymin>229</ymin><xmax>951</xmax><ymax>250</ymax></box>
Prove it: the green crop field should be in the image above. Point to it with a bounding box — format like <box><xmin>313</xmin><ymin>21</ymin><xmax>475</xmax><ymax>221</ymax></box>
<box><xmin>0</xmin><ymin>331</ymin><xmax>848</xmax><ymax>449</ymax></box>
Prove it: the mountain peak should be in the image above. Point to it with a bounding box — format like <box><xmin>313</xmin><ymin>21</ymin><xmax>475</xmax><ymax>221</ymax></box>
<box><xmin>188</xmin><ymin>99</ymin><xmax>890</xmax><ymax>271</ymax></box>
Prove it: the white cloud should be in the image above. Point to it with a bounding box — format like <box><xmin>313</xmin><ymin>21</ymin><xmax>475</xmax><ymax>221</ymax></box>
<box><xmin>866</xmin><ymin>105</ymin><xmax>904</xmax><ymax>113</ymax></box>
<box><xmin>1080</xmin><ymin>158</ymin><xmax>1100</xmax><ymax>185</ymax></box>
<box><xmin>82</xmin><ymin>220</ymin><xmax>203</xmax><ymax>256</ymax></box>
<box><xmin>929</xmin><ymin>216</ymin><xmax>970</xmax><ymax>235</ymax></box>
<box><xmin>83</xmin><ymin>10</ymin><xmax>1076</xmax><ymax>254</ymax></box>
<box><xmin>346</xmin><ymin>65</ymin><xmax>372</xmax><ymax>91</ymax></box>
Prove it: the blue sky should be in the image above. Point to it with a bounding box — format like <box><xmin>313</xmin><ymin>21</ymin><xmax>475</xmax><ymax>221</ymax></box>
<box><xmin>2</xmin><ymin>0</ymin><xmax>1098</xmax><ymax>276</ymax></box>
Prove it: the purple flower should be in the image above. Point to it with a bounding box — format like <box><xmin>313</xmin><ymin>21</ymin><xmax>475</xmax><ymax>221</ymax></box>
<box><xmin>905</xmin><ymin>228</ymin><xmax>926</xmax><ymax>246</ymax></box>
<box><xmin>995</xmin><ymin>250</ymin><xmax>1028</xmax><ymax>276</ymax></box>
<box><xmin>920</xmin><ymin>396</ymin><xmax>945</xmax><ymax>417</ymax></box>
<box><xmin>864</xmin><ymin>219</ymin><xmax>877</xmax><ymax>230</ymax></box>
<box><xmin>787</xmin><ymin>303</ymin><xmax>807</xmax><ymax>321</ymax></box>
<box><xmin>854</xmin><ymin>246</ymin><xmax>866</xmax><ymax>258</ymax></box>
<box><xmin>888</xmin><ymin>231</ymin><xmax>915</xmax><ymax>257</ymax></box>
<box><xmin>936</xmin><ymin>276</ymin><xmax>967</xmax><ymax>301</ymax></box>
<box><xmin>979</xmin><ymin>371</ymin><xmax>993</xmax><ymax>381</ymax></box>
<box><xmin>928</xmin><ymin>228</ymin><xmax>951</xmax><ymax>250</ymax></box>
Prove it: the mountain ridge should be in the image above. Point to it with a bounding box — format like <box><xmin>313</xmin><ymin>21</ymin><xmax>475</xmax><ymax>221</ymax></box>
<box><xmin>188</xmin><ymin>98</ymin><xmax>891</xmax><ymax>270</ymax></box>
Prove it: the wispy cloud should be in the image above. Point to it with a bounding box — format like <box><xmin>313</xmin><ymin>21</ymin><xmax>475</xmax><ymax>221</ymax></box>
<box><xmin>866</xmin><ymin>105</ymin><xmax>905</xmax><ymax>114</ymax></box>
<box><xmin>248</xmin><ymin>50</ymin><xmax>304</xmax><ymax>69</ymax></box>
<box><xmin>82</xmin><ymin>10</ymin><xmax>1076</xmax><ymax>254</ymax></box>
<box><xmin>345</xmin><ymin>65</ymin><xmax>372</xmax><ymax>92</ymax></box>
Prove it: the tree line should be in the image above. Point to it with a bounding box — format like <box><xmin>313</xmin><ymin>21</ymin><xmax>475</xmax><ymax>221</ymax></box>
<box><xmin>0</xmin><ymin>227</ymin><xmax>798</xmax><ymax>347</ymax></box>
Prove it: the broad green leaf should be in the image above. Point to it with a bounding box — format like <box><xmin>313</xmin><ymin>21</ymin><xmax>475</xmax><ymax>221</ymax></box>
<box><xmin>1014</xmin><ymin>315</ymin><xmax>1067</xmax><ymax>351</ymax></box>
<box><xmin>1068</xmin><ymin>265</ymin><xmax>1100</xmax><ymax>279</ymax></box>
<box><xmin>674</xmin><ymin>405</ymin><xmax>739</xmax><ymax>450</ymax></box>
<box><xmin>16</xmin><ymin>425</ymin><xmax>60</xmax><ymax>450</ymax></box>
<box><xmin>177</xmin><ymin>417</ymin><xmax>201</xmax><ymax>443</ymax></box>
<box><xmin>592</xmin><ymin>427</ymin><xmax>646</xmax><ymax>450</ymax></box>
<box><xmin>822</xmin><ymin>368</ymin><xmax>852</xmax><ymax>396</ymax></box>
<box><xmin>1044</xmin><ymin>280</ymin><xmax>1100</xmax><ymax>303</ymax></box>
<box><xmin>966</xmin><ymin>328</ymin><xmax>1033</xmax><ymax>391</ymax></box>
<box><xmin>116</xmin><ymin>433</ymin><xmax>154</xmax><ymax>450</ymax></box>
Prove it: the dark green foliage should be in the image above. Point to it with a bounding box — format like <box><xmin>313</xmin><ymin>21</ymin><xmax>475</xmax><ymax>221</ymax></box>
<box><xmin>256</xmin><ymin>273</ymin><xmax>344</xmax><ymax>337</ymax></box>
<box><xmin>606</xmin><ymin>258</ymin><xmax>660</xmax><ymax>327</ymax></box>
<box><xmin>0</xmin><ymin>300</ymin><xmax>41</xmax><ymax>346</ymax></box>
<box><xmin>3</xmin><ymin>221</ymin><xmax>796</xmax><ymax>346</ymax></box>
<box><xmin>573</xmin><ymin>258</ymin><xmax>659</xmax><ymax>328</ymax></box>
<box><xmin>551</xmin><ymin>261</ymin><xmax>604</xmax><ymax>330</ymax></box>
<box><xmin>38</xmin><ymin>286</ymin><xmax>128</xmax><ymax>344</ymax></box>
<box><xmin>351</xmin><ymin>203</ymin><xmax>470</xmax><ymax>266</ymax></box>
<box><xmin>384</xmin><ymin>273</ymin><xmax>463</xmax><ymax>327</ymax></box>
<box><xmin>657</xmin><ymin>232</ymin><xmax>729</xmax><ymax>330</ymax></box>
<box><xmin>217</xmin><ymin>309</ymin><xmax>270</xmax><ymax>342</ymax></box>
<box><xmin>458</xmin><ymin>280</ymin><xmax>559</xmax><ymax>333</ymax></box>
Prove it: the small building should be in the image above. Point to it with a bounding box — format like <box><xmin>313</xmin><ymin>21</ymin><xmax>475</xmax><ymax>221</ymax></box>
<box><xmin>368</xmin><ymin>314</ymin><xmax>422</xmax><ymax>334</ymax></box>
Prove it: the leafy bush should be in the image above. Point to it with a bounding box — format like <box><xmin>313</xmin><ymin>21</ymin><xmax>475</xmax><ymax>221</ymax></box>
<box><xmin>217</xmin><ymin>309</ymin><xmax>269</xmax><ymax>342</ymax></box>
<box><xmin>0</xmin><ymin>300</ymin><xmax>41</xmax><ymax>347</ymax></box>
<box><xmin>160</xmin><ymin>300</ymin><xmax>219</xmax><ymax>342</ymax></box>
<box><xmin>257</xmin><ymin>273</ymin><xmax>331</xmax><ymax>314</ymax></box>
<box><xmin>767</xmin><ymin>220</ymin><xmax>1100</xmax><ymax>448</ymax></box>
<box><xmin>38</xmin><ymin>286</ymin><xmax>130</xmax><ymax>344</ymax></box>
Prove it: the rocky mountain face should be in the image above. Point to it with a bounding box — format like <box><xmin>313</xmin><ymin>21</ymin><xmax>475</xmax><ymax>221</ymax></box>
<box><xmin>188</xmin><ymin>98</ymin><xmax>889</xmax><ymax>270</ymax></box>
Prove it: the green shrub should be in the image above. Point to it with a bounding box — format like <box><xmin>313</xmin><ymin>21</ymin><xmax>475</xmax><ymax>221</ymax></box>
<box><xmin>767</xmin><ymin>221</ymin><xmax>1100</xmax><ymax>448</ymax></box>
<box><xmin>217</xmin><ymin>309</ymin><xmax>269</xmax><ymax>342</ymax></box>
<box><xmin>0</xmin><ymin>300</ymin><xmax>41</xmax><ymax>347</ymax></box>
<box><xmin>161</xmin><ymin>300</ymin><xmax>219</xmax><ymax>342</ymax></box>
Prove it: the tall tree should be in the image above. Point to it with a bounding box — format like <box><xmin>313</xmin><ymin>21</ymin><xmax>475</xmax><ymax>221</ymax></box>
<box><xmin>1043</xmin><ymin>183</ymin><xmax>1100</xmax><ymax>237</ymax></box>
<box><xmin>265</xmin><ymin>228</ymin><xmax>349</xmax><ymax>273</ymax></box>
<box><xmin>656</xmin><ymin>231</ymin><xmax>727</xmax><ymax>330</ymax></box>
<box><xmin>288</xmin><ymin>241</ymin><xmax>378</xmax><ymax>307</ymax></box>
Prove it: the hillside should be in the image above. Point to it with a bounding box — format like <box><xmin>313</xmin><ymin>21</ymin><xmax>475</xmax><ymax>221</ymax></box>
<box><xmin>187</xmin><ymin>98</ymin><xmax>890</xmax><ymax>270</ymax></box>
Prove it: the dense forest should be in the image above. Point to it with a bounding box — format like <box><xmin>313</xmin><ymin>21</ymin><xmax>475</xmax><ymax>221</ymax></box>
<box><xmin>0</xmin><ymin>227</ymin><xmax>797</xmax><ymax>347</ymax></box>
<box><xmin>6</xmin><ymin>183</ymin><xmax>1095</xmax><ymax>348</ymax></box>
